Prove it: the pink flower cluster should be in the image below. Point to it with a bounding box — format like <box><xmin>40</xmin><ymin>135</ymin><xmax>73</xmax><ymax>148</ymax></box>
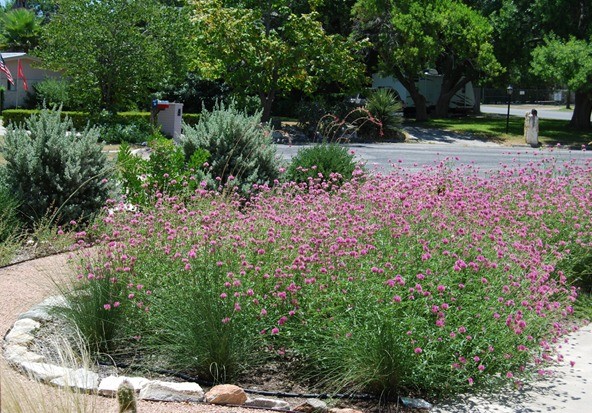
<box><xmin>77</xmin><ymin>155</ymin><xmax>591</xmax><ymax>392</ymax></box>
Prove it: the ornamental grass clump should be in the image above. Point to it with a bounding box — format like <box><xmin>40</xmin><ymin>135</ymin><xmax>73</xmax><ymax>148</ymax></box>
<box><xmin>61</xmin><ymin>155</ymin><xmax>592</xmax><ymax>398</ymax></box>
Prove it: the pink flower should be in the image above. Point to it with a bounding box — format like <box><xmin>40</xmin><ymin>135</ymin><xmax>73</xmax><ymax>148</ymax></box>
<box><xmin>414</xmin><ymin>347</ymin><xmax>423</xmax><ymax>354</ymax></box>
<box><xmin>271</xmin><ymin>327</ymin><xmax>280</xmax><ymax>335</ymax></box>
<box><xmin>103</xmin><ymin>304</ymin><xmax>111</xmax><ymax>310</ymax></box>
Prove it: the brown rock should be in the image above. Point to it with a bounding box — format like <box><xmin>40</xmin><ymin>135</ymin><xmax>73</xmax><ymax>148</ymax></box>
<box><xmin>329</xmin><ymin>409</ymin><xmax>364</xmax><ymax>413</ymax></box>
<box><xmin>204</xmin><ymin>384</ymin><xmax>247</xmax><ymax>405</ymax></box>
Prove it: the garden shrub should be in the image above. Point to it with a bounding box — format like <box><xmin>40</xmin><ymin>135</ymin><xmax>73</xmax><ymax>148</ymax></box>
<box><xmin>0</xmin><ymin>107</ymin><xmax>112</xmax><ymax>226</ymax></box>
<box><xmin>181</xmin><ymin>101</ymin><xmax>280</xmax><ymax>195</ymax></box>
<box><xmin>284</xmin><ymin>143</ymin><xmax>360</xmax><ymax>188</ymax></box>
<box><xmin>117</xmin><ymin>135</ymin><xmax>209</xmax><ymax>206</ymax></box>
<box><xmin>31</xmin><ymin>78</ymin><xmax>77</xmax><ymax>110</ymax></box>
<box><xmin>296</xmin><ymin>95</ymin><xmax>351</xmax><ymax>139</ymax></box>
<box><xmin>358</xmin><ymin>88</ymin><xmax>403</xmax><ymax>140</ymax></box>
<box><xmin>0</xmin><ymin>172</ymin><xmax>21</xmax><ymax>243</ymax></box>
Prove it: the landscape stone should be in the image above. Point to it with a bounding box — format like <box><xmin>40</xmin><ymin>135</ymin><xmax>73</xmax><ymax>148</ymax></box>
<box><xmin>98</xmin><ymin>375</ymin><xmax>150</xmax><ymax>397</ymax></box>
<box><xmin>18</xmin><ymin>306</ymin><xmax>53</xmax><ymax>321</ymax></box>
<box><xmin>139</xmin><ymin>380</ymin><xmax>205</xmax><ymax>402</ymax></box>
<box><xmin>3</xmin><ymin>344</ymin><xmax>45</xmax><ymax>364</ymax></box>
<box><xmin>19</xmin><ymin>362</ymin><xmax>71</xmax><ymax>382</ymax></box>
<box><xmin>5</xmin><ymin>318</ymin><xmax>40</xmax><ymax>345</ymax></box>
<box><xmin>294</xmin><ymin>398</ymin><xmax>329</xmax><ymax>413</ymax></box>
<box><xmin>329</xmin><ymin>409</ymin><xmax>365</xmax><ymax>413</ymax></box>
<box><xmin>51</xmin><ymin>368</ymin><xmax>100</xmax><ymax>392</ymax></box>
<box><xmin>204</xmin><ymin>384</ymin><xmax>248</xmax><ymax>405</ymax></box>
<box><xmin>245</xmin><ymin>397</ymin><xmax>291</xmax><ymax>410</ymax></box>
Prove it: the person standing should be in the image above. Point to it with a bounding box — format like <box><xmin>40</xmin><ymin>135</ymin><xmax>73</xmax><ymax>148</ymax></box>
<box><xmin>524</xmin><ymin>109</ymin><xmax>539</xmax><ymax>147</ymax></box>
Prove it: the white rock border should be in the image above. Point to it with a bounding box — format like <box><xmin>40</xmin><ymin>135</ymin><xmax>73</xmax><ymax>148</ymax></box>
<box><xmin>3</xmin><ymin>296</ymin><xmax>366</xmax><ymax>412</ymax></box>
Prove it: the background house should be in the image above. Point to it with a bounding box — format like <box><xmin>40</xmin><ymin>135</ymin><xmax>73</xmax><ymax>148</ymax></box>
<box><xmin>1</xmin><ymin>52</ymin><xmax>61</xmax><ymax>109</ymax></box>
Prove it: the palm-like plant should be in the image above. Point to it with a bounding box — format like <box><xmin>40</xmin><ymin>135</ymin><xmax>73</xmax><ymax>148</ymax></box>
<box><xmin>0</xmin><ymin>8</ymin><xmax>41</xmax><ymax>52</ymax></box>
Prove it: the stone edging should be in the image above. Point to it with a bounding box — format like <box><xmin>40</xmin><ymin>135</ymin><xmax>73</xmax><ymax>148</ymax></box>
<box><xmin>2</xmin><ymin>295</ymin><xmax>365</xmax><ymax>413</ymax></box>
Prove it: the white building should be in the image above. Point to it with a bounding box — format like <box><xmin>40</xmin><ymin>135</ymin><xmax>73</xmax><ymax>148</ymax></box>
<box><xmin>1</xmin><ymin>52</ymin><xmax>61</xmax><ymax>109</ymax></box>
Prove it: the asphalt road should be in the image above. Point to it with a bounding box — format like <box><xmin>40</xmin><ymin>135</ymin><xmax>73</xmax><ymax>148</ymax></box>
<box><xmin>481</xmin><ymin>104</ymin><xmax>584</xmax><ymax>121</ymax></box>
<box><xmin>276</xmin><ymin>141</ymin><xmax>591</xmax><ymax>175</ymax></box>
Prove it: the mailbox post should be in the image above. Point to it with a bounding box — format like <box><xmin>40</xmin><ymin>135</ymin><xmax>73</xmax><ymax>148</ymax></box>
<box><xmin>152</xmin><ymin>100</ymin><xmax>183</xmax><ymax>143</ymax></box>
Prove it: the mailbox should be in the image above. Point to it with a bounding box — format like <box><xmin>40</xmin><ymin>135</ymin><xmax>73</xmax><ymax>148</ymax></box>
<box><xmin>156</xmin><ymin>102</ymin><xmax>184</xmax><ymax>142</ymax></box>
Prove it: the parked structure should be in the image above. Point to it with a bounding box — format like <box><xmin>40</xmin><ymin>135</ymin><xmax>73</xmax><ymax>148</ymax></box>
<box><xmin>372</xmin><ymin>71</ymin><xmax>475</xmax><ymax>117</ymax></box>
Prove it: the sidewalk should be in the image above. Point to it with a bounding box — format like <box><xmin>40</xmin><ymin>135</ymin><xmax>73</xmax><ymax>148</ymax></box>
<box><xmin>433</xmin><ymin>323</ymin><xmax>592</xmax><ymax>412</ymax></box>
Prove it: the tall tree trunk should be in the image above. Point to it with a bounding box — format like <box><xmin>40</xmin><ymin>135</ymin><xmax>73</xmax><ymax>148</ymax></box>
<box><xmin>434</xmin><ymin>75</ymin><xmax>470</xmax><ymax>118</ymax></box>
<box><xmin>259</xmin><ymin>90</ymin><xmax>275</xmax><ymax>123</ymax></box>
<box><xmin>473</xmin><ymin>87</ymin><xmax>482</xmax><ymax>115</ymax></box>
<box><xmin>398</xmin><ymin>74</ymin><xmax>428</xmax><ymax>122</ymax></box>
<box><xmin>569</xmin><ymin>91</ymin><xmax>592</xmax><ymax>131</ymax></box>
<box><xmin>410</xmin><ymin>90</ymin><xmax>428</xmax><ymax>122</ymax></box>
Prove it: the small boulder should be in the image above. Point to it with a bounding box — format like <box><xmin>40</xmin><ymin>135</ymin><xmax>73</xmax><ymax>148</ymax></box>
<box><xmin>98</xmin><ymin>376</ymin><xmax>149</xmax><ymax>397</ymax></box>
<box><xmin>204</xmin><ymin>384</ymin><xmax>247</xmax><ymax>405</ymax></box>
<box><xmin>139</xmin><ymin>380</ymin><xmax>204</xmax><ymax>402</ymax></box>
<box><xmin>3</xmin><ymin>344</ymin><xmax>44</xmax><ymax>364</ymax></box>
<box><xmin>294</xmin><ymin>398</ymin><xmax>329</xmax><ymax>413</ymax></box>
<box><xmin>245</xmin><ymin>397</ymin><xmax>291</xmax><ymax>410</ymax></box>
<box><xmin>51</xmin><ymin>368</ymin><xmax>100</xmax><ymax>392</ymax></box>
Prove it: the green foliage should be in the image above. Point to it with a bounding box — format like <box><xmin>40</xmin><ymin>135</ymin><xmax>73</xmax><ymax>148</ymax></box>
<box><xmin>54</xmin><ymin>271</ymin><xmax>129</xmax><ymax>354</ymax></box>
<box><xmin>181</xmin><ymin>101</ymin><xmax>280</xmax><ymax>195</ymax></box>
<box><xmin>353</xmin><ymin>0</ymin><xmax>500</xmax><ymax>120</ymax></box>
<box><xmin>117</xmin><ymin>137</ymin><xmax>209</xmax><ymax>206</ymax></box>
<box><xmin>0</xmin><ymin>107</ymin><xmax>112</xmax><ymax>226</ymax></box>
<box><xmin>0</xmin><ymin>173</ymin><xmax>21</xmax><ymax>243</ymax></box>
<box><xmin>3</xmin><ymin>109</ymin><xmax>91</xmax><ymax>130</ymax></box>
<box><xmin>360</xmin><ymin>88</ymin><xmax>403</xmax><ymax>140</ymax></box>
<box><xmin>143</xmin><ymin>248</ymin><xmax>263</xmax><ymax>382</ymax></box>
<box><xmin>531</xmin><ymin>36</ymin><xmax>592</xmax><ymax>95</ymax></box>
<box><xmin>31</xmin><ymin>79</ymin><xmax>77</xmax><ymax>111</ymax></box>
<box><xmin>192</xmin><ymin>0</ymin><xmax>366</xmax><ymax>121</ymax></box>
<box><xmin>94</xmin><ymin>112</ymin><xmax>155</xmax><ymax>144</ymax></box>
<box><xmin>0</xmin><ymin>7</ymin><xmax>41</xmax><ymax>52</ymax></box>
<box><xmin>39</xmin><ymin>0</ymin><xmax>191</xmax><ymax>112</ymax></box>
<box><xmin>284</xmin><ymin>143</ymin><xmax>359</xmax><ymax>187</ymax></box>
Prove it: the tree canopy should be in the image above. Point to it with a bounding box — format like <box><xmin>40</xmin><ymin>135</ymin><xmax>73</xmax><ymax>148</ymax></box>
<box><xmin>191</xmin><ymin>0</ymin><xmax>366</xmax><ymax>122</ymax></box>
<box><xmin>531</xmin><ymin>36</ymin><xmax>592</xmax><ymax>130</ymax></box>
<box><xmin>39</xmin><ymin>0</ymin><xmax>191</xmax><ymax>113</ymax></box>
<box><xmin>354</xmin><ymin>0</ymin><xmax>500</xmax><ymax>120</ymax></box>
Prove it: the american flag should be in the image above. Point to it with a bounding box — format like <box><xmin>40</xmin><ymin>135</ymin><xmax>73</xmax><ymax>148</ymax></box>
<box><xmin>0</xmin><ymin>54</ymin><xmax>15</xmax><ymax>85</ymax></box>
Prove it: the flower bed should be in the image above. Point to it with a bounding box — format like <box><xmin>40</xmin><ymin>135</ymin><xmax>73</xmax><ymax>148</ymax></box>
<box><xmin>62</xmin><ymin>157</ymin><xmax>591</xmax><ymax>399</ymax></box>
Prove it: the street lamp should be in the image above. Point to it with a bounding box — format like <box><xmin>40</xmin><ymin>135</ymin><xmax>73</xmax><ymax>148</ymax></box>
<box><xmin>505</xmin><ymin>85</ymin><xmax>514</xmax><ymax>134</ymax></box>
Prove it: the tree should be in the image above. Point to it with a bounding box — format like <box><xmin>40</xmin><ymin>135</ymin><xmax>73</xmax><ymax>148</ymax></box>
<box><xmin>354</xmin><ymin>0</ymin><xmax>500</xmax><ymax>120</ymax></box>
<box><xmin>432</xmin><ymin>2</ymin><xmax>501</xmax><ymax>117</ymax></box>
<box><xmin>0</xmin><ymin>7</ymin><xmax>41</xmax><ymax>52</ymax></box>
<box><xmin>191</xmin><ymin>0</ymin><xmax>366</xmax><ymax>122</ymax></box>
<box><xmin>531</xmin><ymin>36</ymin><xmax>592</xmax><ymax>130</ymax></box>
<box><xmin>39</xmin><ymin>0</ymin><xmax>191</xmax><ymax>113</ymax></box>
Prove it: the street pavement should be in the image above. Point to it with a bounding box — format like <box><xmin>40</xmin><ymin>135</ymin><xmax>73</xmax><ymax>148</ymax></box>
<box><xmin>481</xmin><ymin>104</ymin><xmax>586</xmax><ymax>122</ymax></box>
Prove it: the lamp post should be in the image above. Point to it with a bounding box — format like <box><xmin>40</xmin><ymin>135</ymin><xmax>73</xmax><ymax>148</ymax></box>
<box><xmin>505</xmin><ymin>85</ymin><xmax>513</xmax><ymax>134</ymax></box>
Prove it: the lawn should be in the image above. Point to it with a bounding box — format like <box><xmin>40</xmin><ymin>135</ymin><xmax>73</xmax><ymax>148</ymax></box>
<box><xmin>422</xmin><ymin>114</ymin><xmax>592</xmax><ymax>148</ymax></box>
